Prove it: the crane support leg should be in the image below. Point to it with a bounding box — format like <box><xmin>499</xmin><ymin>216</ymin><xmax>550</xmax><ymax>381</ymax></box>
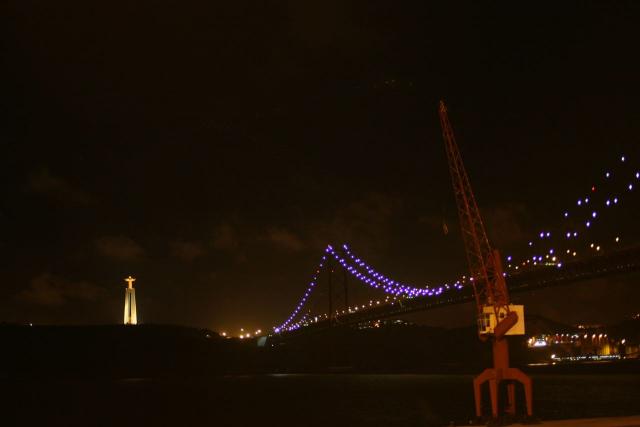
<box><xmin>439</xmin><ymin>101</ymin><xmax>533</xmax><ymax>420</ymax></box>
<box><xmin>473</xmin><ymin>338</ymin><xmax>533</xmax><ymax>419</ymax></box>
<box><xmin>506</xmin><ymin>382</ymin><xmax>516</xmax><ymax>415</ymax></box>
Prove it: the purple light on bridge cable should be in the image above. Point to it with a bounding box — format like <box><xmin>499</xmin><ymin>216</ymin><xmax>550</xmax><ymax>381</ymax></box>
<box><xmin>331</xmin><ymin>244</ymin><xmax>426</xmax><ymax>297</ymax></box>
<box><xmin>274</xmin><ymin>247</ymin><xmax>331</xmax><ymax>332</ymax></box>
<box><xmin>338</xmin><ymin>244</ymin><xmax>463</xmax><ymax>299</ymax></box>
<box><xmin>278</xmin><ymin>244</ymin><xmax>470</xmax><ymax>332</ymax></box>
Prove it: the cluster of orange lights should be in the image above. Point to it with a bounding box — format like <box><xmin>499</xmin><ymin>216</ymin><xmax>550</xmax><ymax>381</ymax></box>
<box><xmin>219</xmin><ymin>328</ymin><xmax>262</xmax><ymax>339</ymax></box>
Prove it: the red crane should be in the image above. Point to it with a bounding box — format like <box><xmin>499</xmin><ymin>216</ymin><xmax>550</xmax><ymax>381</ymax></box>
<box><xmin>439</xmin><ymin>101</ymin><xmax>533</xmax><ymax>420</ymax></box>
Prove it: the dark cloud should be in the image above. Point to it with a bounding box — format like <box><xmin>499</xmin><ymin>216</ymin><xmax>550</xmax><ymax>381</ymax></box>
<box><xmin>95</xmin><ymin>235</ymin><xmax>144</xmax><ymax>260</ymax></box>
<box><xmin>484</xmin><ymin>203</ymin><xmax>530</xmax><ymax>249</ymax></box>
<box><xmin>27</xmin><ymin>169</ymin><xmax>94</xmax><ymax>205</ymax></box>
<box><xmin>420</xmin><ymin>203</ymin><xmax>529</xmax><ymax>250</ymax></box>
<box><xmin>419</xmin><ymin>214</ymin><xmax>452</xmax><ymax>236</ymax></box>
<box><xmin>17</xmin><ymin>273</ymin><xmax>106</xmax><ymax>306</ymax></box>
<box><xmin>266</xmin><ymin>227</ymin><xmax>305</xmax><ymax>252</ymax></box>
<box><xmin>308</xmin><ymin>193</ymin><xmax>401</xmax><ymax>251</ymax></box>
<box><xmin>212</xmin><ymin>224</ymin><xmax>239</xmax><ymax>251</ymax></box>
<box><xmin>287</xmin><ymin>2</ymin><xmax>354</xmax><ymax>47</ymax></box>
<box><xmin>171</xmin><ymin>240</ymin><xmax>205</xmax><ymax>261</ymax></box>
<box><xmin>3</xmin><ymin>2</ymin><xmax>639</xmax><ymax>330</ymax></box>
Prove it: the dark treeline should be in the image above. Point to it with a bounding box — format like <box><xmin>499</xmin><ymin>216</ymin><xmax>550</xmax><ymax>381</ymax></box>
<box><xmin>0</xmin><ymin>324</ymin><xmax>257</xmax><ymax>379</ymax></box>
<box><xmin>1</xmin><ymin>317</ymin><xmax>638</xmax><ymax>379</ymax></box>
<box><xmin>0</xmin><ymin>323</ymin><xmax>491</xmax><ymax>378</ymax></box>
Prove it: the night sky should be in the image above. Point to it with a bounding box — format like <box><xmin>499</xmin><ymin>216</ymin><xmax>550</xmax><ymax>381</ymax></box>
<box><xmin>3</xmin><ymin>1</ymin><xmax>640</xmax><ymax>333</ymax></box>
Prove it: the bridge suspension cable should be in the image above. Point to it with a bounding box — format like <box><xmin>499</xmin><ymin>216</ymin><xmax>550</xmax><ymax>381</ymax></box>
<box><xmin>274</xmin><ymin>117</ymin><xmax>638</xmax><ymax>342</ymax></box>
<box><xmin>509</xmin><ymin>154</ymin><xmax>639</xmax><ymax>273</ymax></box>
<box><xmin>274</xmin><ymin>247</ymin><xmax>329</xmax><ymax>333</ymax></box>
<box><xmin>329</xmin><ymin>244</ymin><xmax>464</xmax><ymax>297</ymax></box>
<box><xmin>275</xmin><ymin>243</ymin><xmax>470</xmax><ymax>332</ymax></box>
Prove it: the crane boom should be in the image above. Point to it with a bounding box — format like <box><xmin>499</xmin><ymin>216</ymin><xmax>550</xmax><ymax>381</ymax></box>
<box><xmin>438</xmin><ymin>100</ymin><xmax>532</xmax><ymax>420</ymax></box>
<box><xmin>438</xmin><ymin>100</ymin><xmax>510</xmax><ymax>327</ymax></box>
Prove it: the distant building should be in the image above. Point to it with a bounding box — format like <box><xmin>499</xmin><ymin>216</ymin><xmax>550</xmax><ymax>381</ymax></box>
<box><xmin>357</xmin><ymin>319</ymin><xmax>414</xmax><ymax>329</ymax></box>
<box><xmin>526</xmin><ymin>324</ymin><xmax>637</xmax><ymax>362</ymax></box>
<box><xmin>123</xmin><ymin>276</ymin><xmax>137</xmax><ymax>325</ymax></box>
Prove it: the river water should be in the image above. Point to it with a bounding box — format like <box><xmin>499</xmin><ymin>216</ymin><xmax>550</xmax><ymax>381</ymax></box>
<box><xmin>3</xmin><ymin>373</ymin><xmax>639</xmax><ymax>426</ymax></box>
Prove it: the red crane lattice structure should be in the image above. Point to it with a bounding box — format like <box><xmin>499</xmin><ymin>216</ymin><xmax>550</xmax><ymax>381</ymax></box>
<box><xmin>439</xmin><ymin>102</ymin><xmax>509</xmax><ymax>314</ymax></box>
<box><xmin>438</xmin><ymin>100</ymin><xmax>533</xmax><ymax>421</ymax></box>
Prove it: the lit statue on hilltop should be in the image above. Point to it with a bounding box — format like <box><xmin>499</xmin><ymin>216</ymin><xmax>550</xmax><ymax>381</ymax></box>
<box><xmin>123</xmin><ymin>275</ymin><xmax>137</xmax><ymax>325</ymax></box>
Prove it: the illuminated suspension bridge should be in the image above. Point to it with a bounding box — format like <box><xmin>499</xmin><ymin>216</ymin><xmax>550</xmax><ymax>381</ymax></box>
<box><xmin>273</xmin><ymin>153</ymin><xmax>640</xmax><ymax>336</ymax></box>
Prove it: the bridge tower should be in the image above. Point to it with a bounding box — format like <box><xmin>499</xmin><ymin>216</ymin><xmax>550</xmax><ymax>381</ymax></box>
<box><xmin>123</xmin><ymin>275</ymin><xmax>138</xmax><ymax>325</ymax></box>
<box><xmin>439</xmin><ymin>101</ymin><xmax>533</xmax><ymax>421</ymax></box>
<box><xmin>326</xmin><ymin>256</ymin><xmax>350</xmax><ymax>325</ymax></box>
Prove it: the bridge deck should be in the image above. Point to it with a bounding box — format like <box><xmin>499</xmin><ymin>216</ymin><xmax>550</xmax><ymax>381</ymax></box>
<box><xmin>278</xmin><ymin>246</ymin><xmax>640</xmax><ymax>337</ymax></box>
